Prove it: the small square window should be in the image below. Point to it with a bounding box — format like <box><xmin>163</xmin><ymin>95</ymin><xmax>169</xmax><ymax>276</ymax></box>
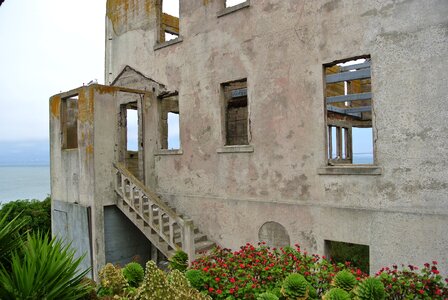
<box><xmin>324</xmin><ymin>56</ymin><xmax>373</xmax><ymax>165</ymax></box>
<box><xmin>222</xmin><ymin>79</ymin><xmax>249</xmax><ymax>146</ymax></box>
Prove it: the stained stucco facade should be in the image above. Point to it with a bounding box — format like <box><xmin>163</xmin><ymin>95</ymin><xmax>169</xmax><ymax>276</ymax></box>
<box><xmin>50</xmin><ymin>0</ymin><xmax>448</xmax><ymax>278</ymax></box>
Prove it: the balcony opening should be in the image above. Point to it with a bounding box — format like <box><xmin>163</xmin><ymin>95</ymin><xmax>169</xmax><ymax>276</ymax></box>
<box><xmin>159</xmin><ymin>93</ymin><xmax>180</xmax><ymax>150</ymax></box>
<box><xmin>325</xmin><ymin>240</ymin><xmax>370</xmax><ymax>274</ymax></box>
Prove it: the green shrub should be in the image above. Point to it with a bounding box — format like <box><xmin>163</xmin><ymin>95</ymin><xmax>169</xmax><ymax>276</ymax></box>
<box><xmin>281</xmin><ymin>273</ymin><xmax>310</xmax><ymax>299</ymax></box>
<box><xmin>257</xmin><ymin>291</ymin><xmax>279</xmax><ymax>300</ymax></box>
<box><xmin>0</xmin><ymin>197</ymin><xmax>51</xmax><ymax>235</ymax></box>
<box><xmin>323</xmin><ymin>288</ymin><xmax>351</xmax><ymax>300</ymax></box>
<box><xmin>0</xmin><ymin>232</ymin><xmax>90</xmax><ymax>300</ymax></box>
<box><xmin>354</xmin><ymin>277</ymin><xmax>385</xmax><ymax>300</ymax></box>
<box><xmin>334</xmin><ymin>270</ymin><xmax>357</xmax><ymax>292</ymax></box>
<box><xmin>185</xmin><ymin>269</ymin><xmax>206</xmax><ymax>290</ymax></box>
<box><xmin>122</xmin><ymin>262</ymin><xmax>144</xmax><ymax>288</ymax></box>
<box><xmin>169</xmin><ymin>249</ymin><xmax>189</xmax><ymax>272</ymax></box>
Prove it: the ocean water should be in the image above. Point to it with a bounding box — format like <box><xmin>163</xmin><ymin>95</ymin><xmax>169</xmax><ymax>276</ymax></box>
<box><xmin>0</xmin><ymin>165</ymin><xmax>50</xmax><ymax>204</ymax></box>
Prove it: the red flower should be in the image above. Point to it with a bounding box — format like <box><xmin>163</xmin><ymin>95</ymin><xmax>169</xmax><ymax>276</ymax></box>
<box><xmin>203</xmin><ymin>267</ymin><xmax>209</xmax><ymax>272</ymax></box>
<box><xmin>215</xmin><ymin>277</ymin><xmax>220</xmax><ymax>282</ymax></box>
<box><xmin>265</xmin><ymin>267</ymin><xmax>269</xmax><ymax>271</ymax></box>
<box><xmin>418</xmin><ymin>289</ymin><xmax>424</xmax><ymax>295</ymax></box>
<box><xmin>230</xmin><ymin>277</ymin><xmax>236</xmax><ymax>283</ymax></box>
<box><xmin>229</xmin><ymin>288</ymin><xmax>235</xmax><ymax>294</ymax></box>
<box><xmin>217</xmin><ymin>289</ymin><xmax>222</xmax><ymax>295</ymax></box>
<box><xmin>431</xmin><ymin>269</ymin><xmax>440</xmax><ymax>275</ymax></box>
<box><xmin>432</xmin><ymin>261</ymin><xmax>438</xmax><ymax>265</ymax></box>
<box><xmin>240</xmin><ymin>264</ymin><xmax>245</xmax><ymax>269</ymax></box>
<box><xmin>209</xmin><ymin>287</ymin><xmax>214</xmax><ymax>292</ymax></box>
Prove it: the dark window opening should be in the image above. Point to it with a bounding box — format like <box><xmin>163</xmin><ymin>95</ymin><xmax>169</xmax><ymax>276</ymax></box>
<box><xmin>325</xmin><ymin>56</ymin><xmax>373</xmax><ymax>165</ymax></box>
<box><xmin>325</xmin><ymin>240</ymin><xmax>370</xmax><ymax>274</ymax></box>
<box><xmin>223</xmin><ymin>79</ymin><xmax>248</xmax><ymax>146</ymax></box>
<box><xmin>159</xmin><ymin>0</ymin><xmax>179</xmax><ymax>43</ymax></box>
<box><xmin>159</xmin><ymin>95</ymin><xmax>180</xmax><ymax>150</ymax></box>
<box><xmin>61</xmin><ymin>95</ymin><xmax>78</xmax><ymax>149</ymax></box>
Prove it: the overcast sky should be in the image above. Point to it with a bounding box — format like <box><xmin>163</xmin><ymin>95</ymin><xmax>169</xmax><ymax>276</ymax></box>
<box><xmin>0</xmin><ymin>0</ymin><xmax>106</xmax><ymax>142</ymax></box>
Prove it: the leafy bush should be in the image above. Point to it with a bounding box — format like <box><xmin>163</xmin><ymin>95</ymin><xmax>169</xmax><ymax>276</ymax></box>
<box><xmin>376</xmin><ymin>262</ymin><xmax>447</xmax><ymax>299</ymax></box>
<box><xmin>134</xmin><ymin>260</ymin><xmax>211</xmax><ymax>300</ymax></box>
<box><xmin>122</xmin><ymin>262</ymin><xmax>144</xmax><ymax>288</ymax></box>
<box><xmin>281</xmin><ymin>273</ymin><xmax>310</xmax><ymax>299</ymax></box>
<box><xmin>323</xmin><ymin>288</ymin><xmax>351</xmax><ymax>300</ymax></box>
<box><xmin>189</xmin><ymin>243</ymin><xmax>363</xmax><ymax>299</ymax></box>
<box><xmin>354</xmin><ymin>277</ymin><xmax>385</xmax><ymax>300</ymax></box>
<box><xmin>0</xmin><ymin>232</ymin><xmax>90</xmax><ymax>300</ymax></box>
<box><xmin>169</xmin><ymin>249</ymin><xmax>189</xmax><ymax>272</ymax></box>
<box><xmin>0</xmin><ymin>197</ymin><xmax>51</xmax><ymax>234</ymax></box>
<box><xmin>333</xmin><ymin>270</ymin><xmax>357</xmax><ymax>292</ymax></box>
<box><xmin>97</xmin><ymin>263</ymin><xmax>128</xmax><ymax>297</ymax></box>
<box><xmin>186</xmin><ymin>269</ymin><xmax>207</xmax><ymax>290</ymax></box>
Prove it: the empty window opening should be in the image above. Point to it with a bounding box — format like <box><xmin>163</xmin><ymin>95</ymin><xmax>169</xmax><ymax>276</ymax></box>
<box><xmin>325</xmin><ymin>240</ymin><xmax>370</xmax><ymax>274</ymax></box>
<box><xmin>226</xmin><ymin>0</ymin><xmax>247</xmax><ymax>8</ymax></box>
<box><xmin>159</xmin><ymin>94</ymin><xmax>180</xmax><ymax>150</ymax></box>
<box><xmin>159</xmin><ymin>0</ymin><xmax>179</xmax><ymax>43</ymax></box>
<box><xmin>127</xmin><ymin>109</ymin><xmax>138</xmax><ymax>151</ymax></box>
<box><xmin>223</xmin><ymin>79</ymin><xmax>248</xmax><ymax>146</ymax></box>
<box><xmin>325</xmin><ymin>56</ymin><xmax>373</xmax><ymax>165</ymax></box>
<box><xmin>61</xmin><ymin>95</ymin><xmax>78</xmax><ymax>149</ymax></box>
<box><xmin>167</xmin><ymin>112</ymin><xmax>180</xmax><ymax>149</ymax></box>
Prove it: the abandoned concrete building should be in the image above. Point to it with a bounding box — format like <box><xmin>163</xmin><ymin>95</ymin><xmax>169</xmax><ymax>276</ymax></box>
<box><xmin>50</xmin><ymin>0</ymin><xmax>448</xmax><ymax>279</ymax></box>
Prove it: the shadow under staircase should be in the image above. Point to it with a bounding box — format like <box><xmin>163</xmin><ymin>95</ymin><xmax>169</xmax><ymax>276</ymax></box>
<box><xmin>113</xmin><ymin>162</ymin><xmax>215</xmax><ymax>262</ymax></box>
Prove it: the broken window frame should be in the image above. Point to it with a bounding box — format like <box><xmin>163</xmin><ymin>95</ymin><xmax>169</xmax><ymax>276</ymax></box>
<box><xmin>324</xmin><ymin>56</ymin><xmax>374</xmax><ymax>166</ymax></box>
<box><xmin>158</xmin><ymin>92</ymin><xmax>181</xmax><ymax>151</ymax></box>
<box><xmin>61</xmin><ymin>94</ymin><xmax>79</xmax><ymax>150</ymax></box>
<box><xmin>221</xmin><ymin>79</ymin><xmax>250</xmax><ymax>147</ymax></box>
<box><xmin>156</xmin><ymin>0</ymin><xmax>180</xmax><ymax>45</ymax></box>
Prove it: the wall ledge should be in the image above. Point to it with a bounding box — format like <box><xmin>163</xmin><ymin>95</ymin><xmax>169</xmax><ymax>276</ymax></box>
<box><xmin>154</xmin><ymin>149</ymin><xmax>183</xmax><ymax>156</ymax></box>
<box><xmin>217</xmin><ymin>145</ymin><xmax>254</xmax><ymax>153</ymax></box>
<box><xmin>154</xmin><ymin>37</ymin><xmax>183</xmax><ymax>51</ymax></box>
<box><xmin>318</xmin><ymin>165</ymin><xmax>382</xmax><ymax>175</ymax></box>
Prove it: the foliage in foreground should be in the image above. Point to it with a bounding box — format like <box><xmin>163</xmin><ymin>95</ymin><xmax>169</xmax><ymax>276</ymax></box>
<box><xmin>0</xmin><ymin>197</ymin><xmax>51</xmax><ymax>234</ymax></box>
<box><xmin>0</xmin><ymin>208</ymin><xmax>27</xmax><ymax>269</ymax></box>
<box><xmin>97</xmin><ymin>260</ymin><xmax>211</xmax><ymax>300</ymax></box>
<box><xmin>0</xmin><ymin>232</ymin><xmax>90</xmax><ymax>300</ymax></box>
<box><xmin>188</xmin><ymin>243</ymin><xmax>448</xmax><ymax>300</ymax></box>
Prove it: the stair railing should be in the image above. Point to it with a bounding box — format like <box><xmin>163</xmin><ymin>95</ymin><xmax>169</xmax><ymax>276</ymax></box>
<box><xmin>113</xmin><ymin>162</ymin><xmax>195</xmax><ymax>261</ymax></box>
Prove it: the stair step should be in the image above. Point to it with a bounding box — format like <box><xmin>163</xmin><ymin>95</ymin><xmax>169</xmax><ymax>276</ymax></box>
<box><xmin>194</xmin><ymin>240</ymin><xmax>215</xmax><ymax>253</ymax></box>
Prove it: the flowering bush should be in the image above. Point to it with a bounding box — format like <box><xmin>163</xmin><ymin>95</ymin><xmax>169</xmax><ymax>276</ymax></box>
<box><xmin>376</xmin><ymin>262</ymin><xmax>448</xmax><ymax>299</ymax></box>
<box><xmin>188</xmin><ymin>243</ymin><xmax>448</xmax><ymax>300</ymax></box>
<box><xmin>189</xmin><ymin>243</ymin><xmax>366</xmax><ymax>299</ymax></box>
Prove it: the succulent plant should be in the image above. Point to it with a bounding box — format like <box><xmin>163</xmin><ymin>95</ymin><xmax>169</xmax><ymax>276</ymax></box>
<box><xmin>281</xmin><ymin>273</ymin><xmax>310</xmax><ymax>299</ymax></box>
<box><xmin>334</xmin><ymin>270</ymin><xmax>357</xmax><ymax>292</ymax></box>
<box><xmin>353</xmin><ymin>277</ymin><xmax>385</xmax><ymax>300</ymax></box>
<box><xmin>323</xmin><ymin>288</ymin><xmax>351</xmax><ymax>300</ymax></box>
<box><xmin>257</xmin><ymin>291</ymin><xmax>280</xmax><ymax>300</ymax></box>
<box><xmin>122</xmin><ymin>262</ymin><xmax>144</xmax><ymax>287</ymax></box>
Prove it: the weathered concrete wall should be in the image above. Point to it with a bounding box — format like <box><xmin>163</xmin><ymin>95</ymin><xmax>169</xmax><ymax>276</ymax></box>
<box><xmin>74</xmin><ymin>0</ymin><xmax>448</xmax><ymax>275</ymax></box>
<box><xmin>104</xmin><ymin>206</ymin><xmax>152</xmax><ymax>266</ymax></box>
<box><xmin>52</xmin><ymin>200</ymin><xmax>93</xmax><ymax>278</ymax></box>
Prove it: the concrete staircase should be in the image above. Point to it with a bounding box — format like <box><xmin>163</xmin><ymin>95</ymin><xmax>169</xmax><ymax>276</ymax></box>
<box><xmin>113</xmin><ymin>162</ymin><xmax>215</xmax><ymax>261</ymax></box>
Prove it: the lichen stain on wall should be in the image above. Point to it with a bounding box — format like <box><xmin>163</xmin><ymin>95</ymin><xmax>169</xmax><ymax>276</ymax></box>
<box><xmin>50</xmin><ymin>96</ymin><xmax>61</xmax><ymax>118</ymax></box>
<box><xmin>106</xmin><ymin>0</ymin><xmax>153</xmax><ymax>35</ymax></box>
<box><xmin>78</xmin><ymin>89</ymin><xmax>94</xmax><ymax>123</ymax></box>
